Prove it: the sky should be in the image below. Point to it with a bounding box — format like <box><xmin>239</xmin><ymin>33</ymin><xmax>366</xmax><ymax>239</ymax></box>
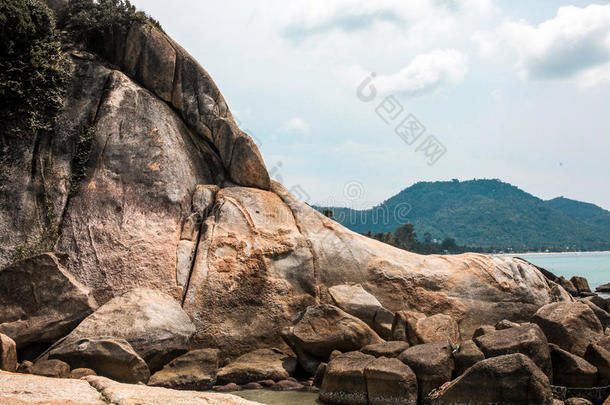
<box><xmin>131</xmin><ymin>0</ymin><xmax>610</xmax><ymax>210</ymax></box>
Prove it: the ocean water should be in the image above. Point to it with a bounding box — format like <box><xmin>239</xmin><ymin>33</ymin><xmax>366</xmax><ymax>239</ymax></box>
<box><xmin>234</xmin><ymin>389</ymin><xmax>322</xmax><ymax>405</ymax></box>
<box><xmin>502</xmin><ymin>251</ymin><xmax>610</xmax><ymax>298</ymax></box>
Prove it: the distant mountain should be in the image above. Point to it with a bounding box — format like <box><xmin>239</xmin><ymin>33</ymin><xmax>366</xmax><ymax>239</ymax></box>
<box><xmin>314</xmin><ymin>179</ymin><xmax>610</xmax><ymax>251</ymax></box>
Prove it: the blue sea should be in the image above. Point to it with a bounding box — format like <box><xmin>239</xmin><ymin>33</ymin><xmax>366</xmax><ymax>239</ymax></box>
<box><xmin>501</xmin><ymin>251</ymin><xmax>610</xmax><ymax>298</ymax></box>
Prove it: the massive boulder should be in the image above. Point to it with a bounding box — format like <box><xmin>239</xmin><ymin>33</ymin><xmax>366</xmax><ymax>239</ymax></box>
<box><xmin>473</xmin><ymin>323</ymin><xmax>552</xmax><ymax>380</ymax></box>
<box><xmin>52</xmin><ymin>288</ymin><xmax>195</xmax><ymax>371</ymax></box>
<box><xmin>532</xmin><ymin>302</ymin><xmax>603</xmax><ymax>357</ymax></box>
<box><xmin>0</xmin><ymin>3</ymin><xmax>572</xmax><ymax>366</ymax></box>
<box><xmin>48</xmin><ymin>337</ymin><xmax>150</xmax><ymax>384</ymax></box>
<box><xmin>0</xmin><ymin>253</ymin><xmax>97</xmax><ymax>348</ymax></box>
<box><xmin>281</xmin><ymin>305</ymin><xmax>383</xmax><ymax>374</ymax></box>
<box><xmin>215</xmin><ymin>348</ymin><xmax>296</xmax><ymax>385</ymax></box>
<box><xmin>428</xmin><ymin>354</ymin><xmax>553</xmax><ymax>405</ymax></box>
<box><xmin>148</xmin><ymin>349</ymin><xmax>219</xmax><ymax>391</ymax></box>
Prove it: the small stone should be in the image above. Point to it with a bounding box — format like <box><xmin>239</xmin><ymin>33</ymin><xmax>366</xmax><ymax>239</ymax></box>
<box><xmin>329</xmin><ymin>350</ymin><xmax>342</xmax><ymax>361</ymax></box>
<box><xmin>270</xmin><ymin>379</ymin><xmax>304</xmax><ymax>391</ymax></box>
<box><xmin>70</xmin><ymin>368</ymin><xmax>97</xmax><ymax>379</ymax></box>
<box><xmin>242</xmin><ymin>382</ymin><xmax>262</xmax><ymax>389</ymax></box>
<box><xmin>257</xmin><ymin>379</ymin><xmax>275</xmax><ymax>387</ymax></box>
<box><xmin>495</xmin><ymin>320</ymin><xmax>520</xmax><ymax>330</ymax></box>
<box><xmin>17</xmin><ymin>360</ymin><xmax>33</xmax><ymax>374</ymax></box>
<box><xmin>214</xmin><ymin>382</ymin><xmax>241</xmax><ymax>392</ymax></box>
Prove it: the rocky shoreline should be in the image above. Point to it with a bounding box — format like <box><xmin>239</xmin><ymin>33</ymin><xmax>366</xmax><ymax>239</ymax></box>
<box><xmin>1</xmin><ymin>1</ymin><xmax>610</xmax><ymax>404</ymax></box>
<box><xmin>1</xmin><ymin>253</ymin><xmax>609</xmax><ymax>404</ymax></box>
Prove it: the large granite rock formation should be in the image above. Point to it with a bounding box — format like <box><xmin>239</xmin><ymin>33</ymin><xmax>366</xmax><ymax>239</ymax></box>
<box><xmin>0</xmin><ymin>1</ymin><xmax>572</xmax><ymax>365</ymax></box>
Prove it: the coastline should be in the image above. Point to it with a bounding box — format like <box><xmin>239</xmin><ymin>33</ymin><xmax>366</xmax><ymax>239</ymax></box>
<box><xmin>494</xmin><ymin>250</ymin><xmax>610</xmax><ymax>257</ymax></box>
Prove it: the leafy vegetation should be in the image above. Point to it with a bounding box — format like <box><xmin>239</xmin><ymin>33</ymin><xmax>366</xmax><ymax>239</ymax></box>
<box><xmin>316</xmin><ymin>179</ymin><xmax>610</xmax><ymax>253</ymax></box>
<box><xmin>0</xmin><ymin>0</ymin><xmax>70</xmax><ymax>138</ymax></box>
<box><xmin>69</xmin><ymin>125</ymin><xmax>95</xmax><ymax>195</ymax></box>
<box><xmin>58</xmin><ymin>0</ymin><xmax>162</xmax><ymax>48</ymax></box>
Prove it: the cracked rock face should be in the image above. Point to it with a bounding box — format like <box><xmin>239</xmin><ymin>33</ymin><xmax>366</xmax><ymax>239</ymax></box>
<box><xmin>0</xmin><ymin>16</ymin><xmax>572</xmax><ymax>360</ymax></box>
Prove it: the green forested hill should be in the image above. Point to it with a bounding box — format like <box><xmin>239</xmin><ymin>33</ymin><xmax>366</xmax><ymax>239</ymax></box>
<box><xmin>315</xmin><ymin>179</ymin><xmax>610</xmax><ymax>251</ymax></box>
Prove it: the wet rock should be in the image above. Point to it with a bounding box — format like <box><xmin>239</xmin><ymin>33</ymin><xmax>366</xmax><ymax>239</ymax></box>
<box><xmin>270</xmin><ymin>379</ymin><xmax>304</xmax><ymax>391</ymax></box>
<box><xmin>49</xmin><ymin>337</ymin><xmax>150</xmax><ymax>384</ymax></box>
<box><xmin>398</xmin><ymin>342</ymin><xmax>454</xmax><ymax>401</ymax></box>
<box><xmin>281</xmin><ymin>305</ymin><xmax>383</xmax><ymax>374</ymax></box>
<box><xmin>361</xmin><ymin>341</ymin><xmax>410</xmax><ymax>358</ymax></box>
<box><xmin>257</xmin><ymin>379</ymin><xmax>275</xmax><ymax>387</ymax></box>
<box><xmin>454</xmin><ymin>340</ymin><xmax>485</xmax><ymax>376</ymax></box>
<box><xmin>549</xmin><ymin>344</ymin><xmax>597</xmax><ymax>388</ymax></box>
<box><xmin>148</xmin><ymin>348</ymin><xmax>219</xmax><ymax>390</ymax></box>
<box><xmin>0</xmin><ymin>334</ymin><xmax>17</xmax><ymax>372</ymax></box>
<box><xmin>214</xmin><ymin>382</ymin><xmax>242</xmax><ymax>392</ymax></box>
<box><xmin>583</xmin><ymin>343</ymin><xmax>610</xmax><ymax>386</ymax></box>
<box><xmin>56</xmin><ymin>288</ymin><xmax>195</xmax><ymax>371</ymax></box>
<box><xmin>31</xmin><ymin>359</ymin><xmax>70</xmax><ymax>378</ymax></box>
<box><xmin>596</xmin><ymin>283</ymin><xmax>610</xmax><ymax>293</ymax></box>
<box><xmin>69</xmin><ymin>368</ymin><xmax>96</xmax><ymax>379</ymax></box>
<box><xmin>0</xmin><ymin>253</ymin><xmax>97</xmax><ymax>348</ymax></box>
<box><xmin>473</xmin><ymin>323</ymin><xmax>552</xmax><ymax>380</ymax></box>
<box><xmin>532</xmin><ymin>302</ymin><xmax>602</xmax><ymax>357</ymax></box>
<box><xmin>429</xmin><ymin>353</ymin><xmax>553</xmax><ymax>405</ymax></box>
<box><xmin>319</xmin><ymin>351</ymin><xmax>375</xmax><ymax>405</ymax></box>
<box><xmin>364</xmin><ymin>356</ymin><xmax>418</xmax><ymax>405</ymax></box>
<box><xmin>216</xmin><ymin>348</ymin><xmax>296</xmax><ymax>385</ymax></box>
<box><xmin>242</xmin><ymin>382</ymin><xmax>262</xmax><ymax>390</ymax></box>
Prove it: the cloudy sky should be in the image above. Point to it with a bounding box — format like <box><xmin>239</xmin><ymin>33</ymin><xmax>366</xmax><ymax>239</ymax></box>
<box><xmin>132</xmin><ymin>0</ymin><xmax>610</xmax><ymax>210</ymax></box>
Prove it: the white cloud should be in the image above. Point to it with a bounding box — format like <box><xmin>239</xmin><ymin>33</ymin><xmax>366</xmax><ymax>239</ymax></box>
<box><xmin>500</xmin><ymin>4</ymin><xmax>610</xmax><ymax>86</ymax></box>
<box><xmin>277</xmin><ymin>117</ymin><xmax>311</xmax><ymax>135</ymax></box>
<box><xmin>373</xmin><ymin>49</ymin><xmax>468</xmax><ymax>96</ymax></box>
